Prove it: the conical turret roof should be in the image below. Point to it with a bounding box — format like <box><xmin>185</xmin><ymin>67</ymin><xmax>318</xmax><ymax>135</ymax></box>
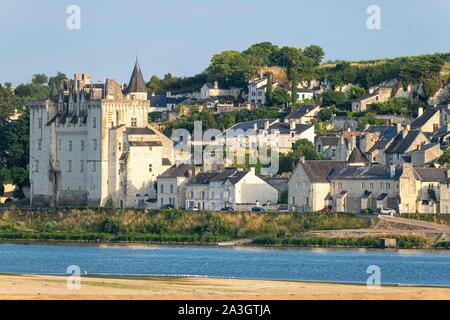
<box><xmin>125</xmin><ymin>59</ymin><xmax>147</xmax><ymax>94</ymax></box>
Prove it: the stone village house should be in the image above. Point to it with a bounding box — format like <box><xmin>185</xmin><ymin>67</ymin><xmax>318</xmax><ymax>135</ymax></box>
<box><xmin>288</xmin><ymin>159</ymin><xmax>401</xmax><ymax>213</ymax></box>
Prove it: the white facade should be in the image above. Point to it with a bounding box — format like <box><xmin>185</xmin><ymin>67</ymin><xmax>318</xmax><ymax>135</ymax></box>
<box><xmin>185</xmin><ymin>168</ymin><xmax>278</xmax><ymax>210</ymax></box>
<box><xmin>29</xmin><ymin>62</ymin><xmax>173</xmax><ymax>208</ymax></box>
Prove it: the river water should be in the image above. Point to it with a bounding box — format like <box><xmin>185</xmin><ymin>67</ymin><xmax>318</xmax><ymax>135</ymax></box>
<box><xmin>1</xmin><ymin>242</ymin><xmax>450</xmax><ymax>286</ymax></box>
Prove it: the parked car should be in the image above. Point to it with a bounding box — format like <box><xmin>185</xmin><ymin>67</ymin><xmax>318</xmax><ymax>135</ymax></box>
<box><xmin>319</xmin><ymin>207</ymin><xmax>333</xmax><ymax>213</ymax></box>
<box><xmin>379</xmin><ymin>208</ymin><xmax>396</xmax><ymax>216</ymax></box>
<box><xmin>251</xmin><ymin>207</ymin><xmax>267</xmax><ymax>212</ymax></box>
<box><xmin>188</xmin><ymin>206</ymin><xmax>199</xmax><ymax>211</ymax></box>
<box><xmin>220</xmin><ymin>207</ymin><xmax>234</xmax><ymax>212</ymax></box>
<box><xmin>161</xmin><ymin>204</ymin><xmax>174</xmax><ymax>210</ymax></box>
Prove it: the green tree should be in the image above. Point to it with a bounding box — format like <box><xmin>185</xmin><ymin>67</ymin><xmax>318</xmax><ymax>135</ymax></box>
<box><xmin>319</xmin><ymin>107</ymin><xmax>333</xmax><ymax>122</ymax></box>
<box><xmin>322</xmin><ymin>90</ymin><xmax>347</xmax><ymax>107</ymax></box>
<box><xmin>32</xmin><ymin>74</ymin><xmax>48</xmax><ymax>85</ymax></box>
<box><xmin>206</xmin><ymin>51</ymin><xmax>257</xmax><ymax>88</ymax></box>
<box><xmin>147</xmin><ymin>75</ymin><xmax>163</xmax><ymax>94</ymax></box>
<box><xmin>303</xmin><ymin>45</ymin><xmax>325</xmax><ymax>66</ymax></box>
<box><xmin>278</xmin><ymin>139</ymin><xmax>321</xmax><ymax>174</ymax></box>
<box><xmin>242</xmin><ymin>42</ymin><xmax>279</xmax><ymax>67</ymax></box>
<box><xmin>48</xmin><ymin>72</ymin><xmax>68</xmax><ymax>89</ymax></box>
<box><xmin>437</xmin><ymin>149</ymin><xmax>450</xmax><ymax>167</ymax></box>
<box><xmin>267</xmin><ymin>87</ymin><xmax>290</xmax><ymax>107</ymax></box>
<box><xmin>421</xmin><ymin>79</ymin><xmax>439</xmax><ymax>100</ymax></box>
<box><xmin>347</xmin><ymin>85</ymin><xmax>366</xmax><ymax>100</ymax></box>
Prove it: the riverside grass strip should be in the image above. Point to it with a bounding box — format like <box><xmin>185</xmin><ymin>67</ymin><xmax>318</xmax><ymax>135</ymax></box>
<box><xmin>0</xmin><ymin>208</ymin><xmax>371</xmax><ymax>242</ymax></box>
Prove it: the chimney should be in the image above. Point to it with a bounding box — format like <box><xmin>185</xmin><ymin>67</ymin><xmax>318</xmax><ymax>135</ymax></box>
<box><xmin>364</xmin><ymin>124</ymin><xmax>370</xmax><ymax>131</ymax></box>
<box><xmin>390</xmin><ymin>164</ymin><xmax>396</xmax><ymax>178</ymax></box>
<box><xmin>289</xmin><ymin>119</ymin><xmax>296</xmax><ymax>130</ymax></box>
<box><xmin>300</xmin><ymin>156</ymin><xmax>306</xmax><ymax>163</ymax></box>
<box><xmin>253</xmin><ymin>122</ymin><xmax>258</xmax><ymax>131</ymax></box>
<box><xmin>406</xmin><ymin>124</ymin><xmax>411</xmax><ymax>131</ymax></box>
<box><xmin>396</xmin><ymin>123</ymin><xmax>402</xmax><ymax>134</ymax></box>
<box><xmin>166</xmin><ymin>91</ymin><xmax>172</xmax><ymax>97</ymax></box>
<box><xmin>264</xmin><ymin>120</ymin><xmax>269</xmax><ymax>130</ymax></box>
<box><xmin>418</xmin><ymin>107</ymin><xmax>424</xmax><ymax>118</ymax></box>
<box><xmin>447</xmin><ymin>103</ymin><xmax>450</xmax><ymax>110</ymax></box>
<box><xmin>351</xmin><ymin>136</ymin><xmax>357</xmax><ymax>150</ymax></box>
<box><xmin>402</xmin><ymin>129</ymin><xmax>408</xmax><ymax>139</ymax></box>
<box><xmin>214</xmin><ymin>81</ymin><xmax>218</xmax><ymax>89</ymax></box>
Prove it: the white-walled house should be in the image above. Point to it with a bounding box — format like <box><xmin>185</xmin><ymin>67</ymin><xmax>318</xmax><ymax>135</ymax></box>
<box><xmin>185</xmin><ymin>168</ymin><xmax>278</xmax><ymax>210</ymax></box>
<box><xmin>247</xmin><ymin>76</ymin><xmax>277</xmax><ymax>107</ymax></box>
<box><xmin>215</xmin><ymin>118</ymin><xmax>315</xmax><ymax>157</ymax></box>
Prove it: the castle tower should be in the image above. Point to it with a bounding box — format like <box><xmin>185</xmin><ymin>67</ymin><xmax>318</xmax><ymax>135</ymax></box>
<box><xmin>125</xmin><ymin>58</ymin><xmax>148</xmax><ymax>100</ymax></box>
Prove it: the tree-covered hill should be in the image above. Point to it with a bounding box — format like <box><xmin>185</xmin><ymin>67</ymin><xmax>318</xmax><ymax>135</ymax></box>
<box><xmin>147</xmin><ymin>42</ymin><xmax>450</xmax><ymax>94</ymax></box>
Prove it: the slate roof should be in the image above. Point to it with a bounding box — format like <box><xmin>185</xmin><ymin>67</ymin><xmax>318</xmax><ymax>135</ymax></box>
<box><xmin>384</xmin><ymin>130</ymin><xmax>422</xmax><ymax>154</ymax></box>
<box><xmin>316</xmin><ymin>136</ymin><xmax>340</xmax><ymax>146</ymax></box>
<box><xmin>162</xmin><ymin>158</ymin><xmax>172</xmax><ymax>166</ymax></box>
<box><xmin>287</xmin><ymin>105</ymin><xmax>317</xmax><ymax>119</ymax></box>
<box><xmin>364</xmin><ymin>125</ymin><xmax>398</xmax><ymax>140</ymax></box>
<box><xmin>187</xmin><ymin>169</ymin><xmax>249</xmax><ymax>186</ymax></box>
<box><xmin>187</xmin><ymin>172</ymin><xmax>217</xmax><ymax>185</ymax></box>
<box><xmin>328</xmin><ymin>165</ymin><xmax>402</xmax><ymax>180</ymax></box>
<box><xmin>377</xmin><ymin>193</ymin><xmax>388</xmax><ymax>201</ymax></box>
<box><xmin>299</xmin><ymin>160</ymin><xmax>347</xmax><ymax>183</ymax></box>
<box><xmin>269</xmin><ymin>123</ymin><xmax>313</xmax><ymax>134</ymax></box>
<box><xmin>148</xmin><ymin>95</ymin><xmax>167</xmax><ymax>108</ymax></box>
<box><xmin>414</xmin><ymin>168</ymin><xmax>449</xmax><ymax>183</ymax></box>
<box><xmin>222</xmin><ymin>119</ymin><xmax>278</xmax><ymax>135</ymax></box>
<box><xmin>348</xmin><ymin>148</ymin><xmax>369</xmax><ymax>164</ymax></box>
<box><xmin>367</xmin><ymin>139</ymin><xmax>390</xmax><ymax>153</ymax></box>
<box><xmin>421</xmin><ymin>143</ymin><xmax>439</xmax><ymax>151</ymax></box>
<box><xmin>159</xmin><ymin>164</ymin><xmax>193</xmax><ymax>178</ymax></box>
<box><xmin>126</xmin><ymin>127</ymin><xmax>156</xmax><ymax>135</ymax></box>
<box><xmin>411</xmin><ymin>108</ymin><xmax>439</xmax><ymax>130</ymax></box>
<box><xmin>261</xmin><ymin>177</ymin><xmax>288</xmax><ymax>192</ymax></box>
<box><xmin>125</xmin><ymin>60</ymin><xmax>147</xmax><ymax>94</ymax></box>
<box><xmin>129</xmin><ymin>141</ymin><xmax>162</xmax><ymax>147</ymax></box>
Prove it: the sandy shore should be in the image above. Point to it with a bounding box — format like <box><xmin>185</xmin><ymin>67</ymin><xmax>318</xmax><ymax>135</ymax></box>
<box><xmin>0</xmin><ymin>274</ymin><xmax>450</xmax><ymax>300</ymax></box>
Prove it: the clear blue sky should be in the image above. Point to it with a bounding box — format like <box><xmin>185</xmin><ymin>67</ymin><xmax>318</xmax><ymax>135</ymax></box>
<box><xmin>1</xmin><ymin>0</ymin><xmax>449</xmax><ymax>85</ymax></box>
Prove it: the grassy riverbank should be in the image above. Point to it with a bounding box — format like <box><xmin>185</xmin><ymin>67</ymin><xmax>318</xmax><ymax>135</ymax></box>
<box><xmin>252</xmin><ymin>235</ymin><xmax>430</xmax><ymax>249</ymax></box>
<box><xmin>0</xmin><ymin>208</ymin><xmax>435</xmax><ymax>248</ymax></box>
<box><xmin>0</xmin><ymin>208</ymin><xmax>373</xmax><ymax>245</ymax></box>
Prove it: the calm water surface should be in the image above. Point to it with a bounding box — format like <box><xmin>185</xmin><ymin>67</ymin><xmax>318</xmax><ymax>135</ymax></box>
<box><xmin>1</xmin><ymin>242</ymin><xmax>450</xmax><ymax>286</ymax></box>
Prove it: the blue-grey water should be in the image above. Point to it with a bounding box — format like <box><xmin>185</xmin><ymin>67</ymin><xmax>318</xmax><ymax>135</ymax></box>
<box><xmin>1</xmin><ymin>242</ymin><xmax>450</xmax><ymax>286</ymax></box>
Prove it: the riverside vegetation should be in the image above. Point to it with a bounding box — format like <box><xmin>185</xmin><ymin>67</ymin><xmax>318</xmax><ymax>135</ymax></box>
<box><xmin>0</xmin><ymin>208</ymin><xmax>430</xmax><ymax>248</ymax></box>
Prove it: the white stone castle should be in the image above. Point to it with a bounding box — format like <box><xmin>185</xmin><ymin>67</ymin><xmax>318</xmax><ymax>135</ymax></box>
<box><xmin>29</xmin><ymin>60</ymin><xmax>173</xmax><ymax>208</ymax></box>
